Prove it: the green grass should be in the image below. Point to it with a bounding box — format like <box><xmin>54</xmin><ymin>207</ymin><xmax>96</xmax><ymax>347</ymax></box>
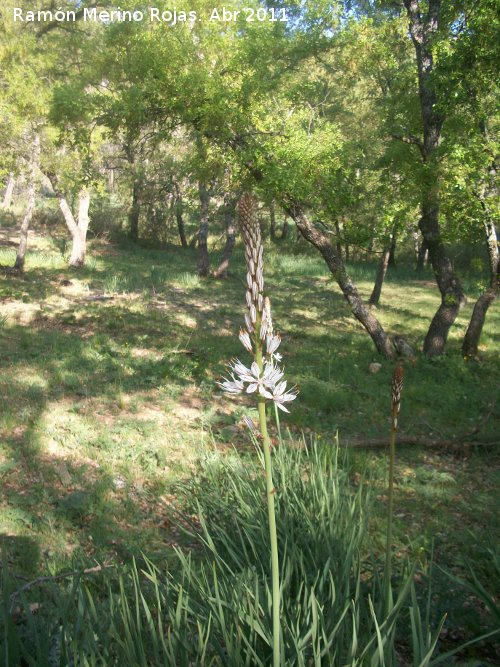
<box><xmin>0</xmin><ymin>224</ymin><xmax>499</xmax><ymax>659</ymax></box>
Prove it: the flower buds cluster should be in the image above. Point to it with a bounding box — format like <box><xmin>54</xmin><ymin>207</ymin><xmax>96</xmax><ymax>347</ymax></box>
<box><xmin>391</xmin><ymin>363</ymin><xmax>404</xmax><ymax>429</ymax></box>
<box><xmin>218</xmin><ymin>193</ymin><xmax>297</xmax><ymax>413</ymax></box>
<box><xmin>238</xmin><ymin>193</ymin><xmax>264</xmax><ymax>334</ymax></box>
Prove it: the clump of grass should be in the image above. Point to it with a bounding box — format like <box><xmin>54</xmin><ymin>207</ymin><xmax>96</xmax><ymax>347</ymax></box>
<box><xmin>6</xmin><ymin>439</ymin><xmax>497</xmax><ymax>665</ymax></box>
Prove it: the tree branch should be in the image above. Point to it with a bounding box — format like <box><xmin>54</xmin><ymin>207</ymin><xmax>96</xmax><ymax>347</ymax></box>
<box><xmin>391</xmin><ymin>133</ymin><xmax>426</xmax><ymax>159</ymax></box>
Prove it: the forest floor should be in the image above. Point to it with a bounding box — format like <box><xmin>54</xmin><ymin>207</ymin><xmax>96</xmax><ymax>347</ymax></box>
<box><xmin>0</xmin><ymin>220</ymin><xmax>499</xmax><ymax>652</ymax></box>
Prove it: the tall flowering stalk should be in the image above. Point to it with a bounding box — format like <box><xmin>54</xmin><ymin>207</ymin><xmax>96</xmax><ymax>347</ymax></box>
<box><xmin>385</xmin><ymin>362</ymin><xmax>404</xmax><ymax>612</ymax></box>
<box><xmin>218</xmin><ymin>193</ymin><xmax>297</xmax><ymax>667</ymax></box>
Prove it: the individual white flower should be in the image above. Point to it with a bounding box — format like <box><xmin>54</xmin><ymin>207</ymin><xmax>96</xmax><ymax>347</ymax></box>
<box><xmin>271</xmin><ymin>380</ymin><xmax>298</xmax><ymax>413</ymax></box>
<box><xmin>262</xmin><ymin>363</ymin><xmax>284</xmax><ymax>388</ymax></box>
<box><xmin>266</xmin><ymin>333</ymin><xmax>281</xmax><ymax>356</ymax></box>
<box><xmin>217</xmin><ymin>374</ymin><xmax>245</xmax><ymax>395</ymax></box>
<box><xmin>230</xmin><ymin>360</ymin><xmax>256</xmax><ymax>383</ymax></box>
<box><xmin>239</xmin><ymin>329</ymin><xmax>253</xmax><ymax>353</ymax></box>
<box><xmin>245</xmin><ymin>313</ymin><xmax>254</xmax><ymax>333</ymax></box>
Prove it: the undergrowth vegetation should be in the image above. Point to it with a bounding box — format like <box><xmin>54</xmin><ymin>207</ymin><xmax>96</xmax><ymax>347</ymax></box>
<box><xmin>3</xmin><ymin>442</ymin><xmax>498</xmax><ymax>665</ymax></box>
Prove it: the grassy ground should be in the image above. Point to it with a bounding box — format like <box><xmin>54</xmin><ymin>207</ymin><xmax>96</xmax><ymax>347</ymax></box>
<box><xmin>0</xmin><ymin>215</ymin><xmax>499</xmax><ymax>650</ymax></box>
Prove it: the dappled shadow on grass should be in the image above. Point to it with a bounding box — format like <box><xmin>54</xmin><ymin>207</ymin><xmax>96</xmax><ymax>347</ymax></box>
<box><xmin>1</xmin><ymin>238</ymin><xmax>499</xmax><ymax>586</ymax></box>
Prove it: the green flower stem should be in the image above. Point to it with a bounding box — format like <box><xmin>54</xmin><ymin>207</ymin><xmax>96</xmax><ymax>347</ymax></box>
<box><xmin>255</xmin><ymin>328</ymin><xmax>281</xmax><ymax>667</ymax></box>
<box><xmin>385</xmin><ymin>406</ymin><xmax>397</xmax><ymax>613</ymax></box>
<box><xmin>274</xmin><ymin>402</ymin><xmax>283</xmax><ymax>446</ymax></box>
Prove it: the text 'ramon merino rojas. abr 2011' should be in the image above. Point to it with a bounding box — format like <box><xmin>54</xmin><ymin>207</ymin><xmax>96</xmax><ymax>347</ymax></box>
<box><xmin>11</xmin><ymin>6</ymin><xmax>289</xmax><ymax>25</ymax></box>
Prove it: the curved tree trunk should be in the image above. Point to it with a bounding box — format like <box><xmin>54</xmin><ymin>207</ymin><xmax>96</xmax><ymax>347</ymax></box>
<box><xmin>212</xmin><ymin>195</ymin><xmax>236</xmax><ymax>278</ymax></box>
<box><xmin>369</xmin><ymin>246</ymin><xmax>391</xmax><ymax>306</ymax></box>
<box><xmin>462</xmin><ymin>205</ymin><xmax>499</xmax><ymax>358</ymax></box>
<box><xmin>14</xmin><ymin>134</ymin><xmax>40</xmax><ymax>272</ymax></box>
<box><xmin>2</xmin><ymin>173</ymin><xmax>15</xmax><ymax>209</ymax></box>
<box><xmin>46</xmin><ymin>171</ymin><xmax>91</xmax><ymax>267</ymax></box>
<box><xmin>285</xmin><ymin>201</ymin><xmax>395</xmax><ymax>359</ymax></box>
<box><xmin>404</xmin><ymin>0</ymin><xmax>466</xmax><ymax>356</ymax></box>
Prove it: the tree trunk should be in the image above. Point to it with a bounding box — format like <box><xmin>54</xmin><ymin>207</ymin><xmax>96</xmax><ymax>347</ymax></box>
<box><xmin>462</xmin><ymin>290</ymin><xmax>496</xmax><ymax>358</ymax></box>
<box><xmin>68</xmin><ymin>190</ymin><xmax>90</xmax><ymax>267</ymax></box>
<box><xmin>369</xmin><ymin>246</ymin><xmax>391</xmax><ymax>306</ymax></box>
<box><xmin>462</xmin><ymin>199</ymin><xmax>499</xmax><ymax>358</ymax></box>
<box><xmin>129</xmin><ymin>178</ymin><xmax>142</xmax><ymax>242</ymax></box>
<box><xmin>197</xmin><ymin>182</ymin><xmax>211</xmax><ymax>277</ymax></box>
<box><xmin>412</xmin><ymin>229</ymin><xmax>420</xmax><ymax>264</ymax></box>
<box><xmin>2</xmin><ymin>173</ymin><xmax>15</xmax><ymax>209</ymax></box>
<box><xmin>45</xmin><ymin>171</ymin><xmax>91</xmax><ymax>267</ymax></box>
<box><xmin>14</xmin><ymin>134</ymin><xmax>40</xmax><ymax>272</ymax></box>
<box><xmin>285</xmin><ymin>201</ymin><xmax>395</xmax><ymax>359</ymax></box>
<box><xmin>174</xmin><ymin>191</ymin><xmax>188</xmax><ymax>248</ymax></box>
<box><xmin>404</xmin><ymin>0</ymin><xmax>466</xmax><ymax>356</ymax></box>
<box><xmin>388</xmin><ymin>228</ymin><xmax>397</xmax><ymax>268</ymax></box>
<box><xmin>416</xmin><ymin>236</ymin><xmax>428</xmax><ymax>271</ymax></box>
<box><xmin>212</xmin><ymin>195</ymin><xmax>236</xmax><ymax>278</ymax></box>
<box><xmin>281</xmin><ymin>218</ymin><xmax>289</xmax><ymax>240</ymax></box>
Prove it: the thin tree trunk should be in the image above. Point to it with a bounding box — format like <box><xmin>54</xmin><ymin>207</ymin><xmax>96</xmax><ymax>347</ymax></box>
<box><xmin>388</xmin><ymin>228</ymin><xmax>397</xmax><ymax>268</ymax></box>
<box><xmin>369</xmin><ymin>246</ymin><xmax>391</xmax><ymax>306</ymax></box>
<box><xmin>197</xmin><ymin>182</ymin><xmax>211</xmax><ymax>277</ymax></box>
<box><xmin>416</xmin><ymin>236</ymin><xmax>428</xmax><ymax>271</ymax></box>
<box><xmin>174</xmin><ymin>190</ymin><xmax>188</xmax><ymax>248</ymax></box>
<box><xmin>212</xmin><ymin>195</ymin><xmax>236</xmax><ymax>278</ymax></box>
<box><xmin>412</xmin><ymin>230</ymin><xmax>420</xmax><ymax>264</ymax></box>
<box><xmin>285</xmin><ymin>201</ymin><xmax>395</xmax><ymax>359</ymax></box>
<box><xmin>2</xmin><ymin>173</ymin><xmax>15</xmax><ymax>209</ymax></box>
<box><xmin>14</xmin><ymin>135</ymin><xmax>40</xmax><ymax>272</ymax></box>
<box><xmin>404</xmin><ymin>0</ymin><xmax>466</xmax><ymax>356</ymax></box>
<box><xmin>129</xmin><ymin>178</ymin><xmax>142</xmax><ymax>242</ymax></box>
<box><xmin>281</xmin><ymin>218</ymin><xmax>289</xmax><ymax>240</ymax></box>
<box><xmin>67</xmin><ymin>189</ymin><xmax>90</xmax><ymax>267</ymax></box>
